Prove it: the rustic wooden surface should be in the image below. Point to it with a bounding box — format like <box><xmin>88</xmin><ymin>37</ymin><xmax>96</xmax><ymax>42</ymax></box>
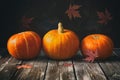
<box><xmin>0</xmin><ymin>48</ymin><xmax>120</xmax><ymax>80</ymax></box>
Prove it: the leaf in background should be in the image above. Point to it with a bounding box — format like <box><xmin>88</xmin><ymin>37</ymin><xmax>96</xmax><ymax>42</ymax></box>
<box><xmin>97</xmin><ymin>8</ymin><xmax>112</xmax><ymax>25</ymax></box>
<box><xmin>22</xmin><ymin>16</ymin><xmax>34</xmax><ymax>29</ymax></box>
<box><xmin>65</xmin><ymin>4</ymin><xmax>81</xmax><ymax>20</ymax></box>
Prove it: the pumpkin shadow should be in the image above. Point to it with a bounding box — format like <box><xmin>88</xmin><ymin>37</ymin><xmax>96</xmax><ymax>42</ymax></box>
<box><xmin>47</xmin><ymin>57</ymin><xmax>73</xmax><ymax>62</ymax></box>
<box><xmin>72</xmin><ymin>50</ymin><xmax>120</xmax><ymax>63</ymax></box>
<box><xmin>0</xmin><ymin>48</ymin><xmax>10</xmax><ymax>59</ymax></box>
<box><xmin>96</xmin><ymin>56</ymin><xmax>120</xmax><ymax>63</ymax></box>
<box><xmin>72</xmin><ymin>54</ymin><xmax>120</xmax><ymax>63</ymax></box>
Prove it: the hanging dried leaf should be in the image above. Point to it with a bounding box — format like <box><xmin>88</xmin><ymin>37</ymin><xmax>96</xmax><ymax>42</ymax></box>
<box><xmin>97</xmin><ymin>8</ymin><xmax>112</xmax><ymax>24</ymax></box>
<box><xmin>22</xmin><ymin>16</ymin><xmax>34</xmax><ymax>29</ymax></box>
<box><xmin>65</xmin><ymin>4</ymin><xmax>81</xmax><ymax>20</ymax></box>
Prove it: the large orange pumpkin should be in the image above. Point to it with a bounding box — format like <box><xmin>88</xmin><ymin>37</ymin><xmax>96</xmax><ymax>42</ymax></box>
<box><xmin>7</xmin><ymin>31</ymin><xmax>41</xmax><ymax>59</ymax></box>
<box><xmin>43</xmin><ymin>22</ymin><xmax>80</xmax><ymax>60</ymax></box>
<box><xmin>81</xmin><ymin>34</ymin><xmax>114</xmax><ymax>62</ymax></box>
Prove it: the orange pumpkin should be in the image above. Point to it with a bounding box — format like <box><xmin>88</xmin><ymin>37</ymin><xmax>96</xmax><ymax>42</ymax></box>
<box><xmin>43</xmin><ymin>22</ymin><xmax>80</xmax><ymax>60</ymax></box>
<box><xmin>81</xmin><ymin>34</ymin><xmax>114</xmax><ymax>62</ymax></box>
<box><xmin>7</xmin><ymin>31</ymin><xmax>41</xmax><ymax>59</ymax></box>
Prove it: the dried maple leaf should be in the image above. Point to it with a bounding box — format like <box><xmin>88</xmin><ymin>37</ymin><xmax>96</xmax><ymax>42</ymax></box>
<box><xmin>22</xmin><ymin>16</ymin><xmax>34</xmax><ymax>29</ymax></box>
<box><xmin>83</xmin><ymin>49</ymin><xmax>98</xmax><ymax>62</ymax></box>
<box><xmin>17</xmin><ymin>64</ymin><xmax>32</xmax><ymax>69</ymax></box>
<box><xmin>97</xmin><ymin>8</ymin><xmax>112</xmax><ymax>24</ymax></box>
<box><xmin>65</xmin><ymin>4</ymin><xmax>81</xmax><ymax>20</ymax></box>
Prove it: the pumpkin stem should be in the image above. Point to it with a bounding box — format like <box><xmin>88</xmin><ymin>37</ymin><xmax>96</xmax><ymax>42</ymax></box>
<box><xmin>58</xmin><ymin>22</ymin><xmax>64</xmax><ymax>33</ymax></box>
<box><xmin>93</xmin><ymin>35</ymin><xmax>99</xmax><ymax>40</ymax></box>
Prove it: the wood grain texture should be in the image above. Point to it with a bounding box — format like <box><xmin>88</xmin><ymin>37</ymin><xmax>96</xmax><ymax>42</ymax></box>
<box><xmin>0</xmin><ymin>48</ymin><xmax>120</xmax><ymax>80</ymax></box>
<box><xmin>0</xmin><ymin>57</ymin><xmax>22</xmax><ymax>80</ymax></box>
<box><xmin>11</xmin><ymin>54</ymin><xmax>48</xmax><ymax>80</ymax></box>
<box><xmin>45</xmin><ymin>60</ymin><xmax>75</xmax><ymax>80</ymax></box>
<box><xmin>99</xmin><ymin>49</ymin><xmax>120</xmax><ymax>80</ymax></box>
<box><xmin>73</xmin><ymin>51</ymin><xmax>107</xmax><ymax>80</ymax></box>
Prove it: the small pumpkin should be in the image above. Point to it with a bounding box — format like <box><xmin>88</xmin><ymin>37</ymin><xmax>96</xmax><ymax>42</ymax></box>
<box><xmin>81</xmin><ymin>34</ymin><xmax>114</xmax><ymax>62</ymax></box>
<box><xmin>7</xmin><ymin>31</ymin><xmax>41</xmax><ymax>59</ymax></box>
<box><xmin>43</xmin><ymin>22</ymin><xmax>80</xmax><ymax>60</ymax></box>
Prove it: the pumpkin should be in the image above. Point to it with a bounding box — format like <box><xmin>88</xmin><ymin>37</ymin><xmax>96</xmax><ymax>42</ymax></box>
<box><xmin>42</xmin><ymin>22</ymin><xmax>80</xmax><ymax>60</ymax></box>
<box><xmin>81</xmin><ymin>34</ymin><xmax>114</xmax><ymax>62</ymax></box>
<box><xmin>7</xmin><ymin>31</ymin><xmax>41</xmax><ymax>59</ymax></box>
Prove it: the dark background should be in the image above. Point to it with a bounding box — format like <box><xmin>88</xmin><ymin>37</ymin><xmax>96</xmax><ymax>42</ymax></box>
<box><xmin>0</xmin><ymin>0</ymin><xmax>120</xmax><ymax>48</ymax></box>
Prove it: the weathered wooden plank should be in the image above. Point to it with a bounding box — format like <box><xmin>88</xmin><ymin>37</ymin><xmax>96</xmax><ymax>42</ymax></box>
<box><xmin>73</xmin><ymin>51</ymin><xmax>107</xmax><ymax>80</ymax></box>
<box><xmin>24</xmin><ymin>57</ymin><xmax>48</xmax><ymax>80</ymax></box>
<box><xmin>59</xmin><ymin>61</ymin><xmax>75</xmax><ymax>80</ymax></box>
<box><xmin>45</xmin><ymin>60</ymin><xmax>75</xmax><ymax>80</ymax></box>
<box><xmin>0</xmin><ymin>57</ymin><xmax>22</xmax><ymax>80</ymax></box>
<box><xmin>99</xmin><ymin>62</ymin><xmax>120</xmax><ymax>80</ymax></box>
<box><xmin>0</xmin><ymin>56</ymin><xmax>10</xmax><ymax>67</ymax></box>
<box><xmin>0</xmin><ymin>48</ymin><xmax>15</xmax><ymax>66</ymax></box>
<box><xmin>11</xmin><ymin>50</ymin><xmax>48</xmax><ymax>80</ymax></box>
<box><xmin>99</xmin><ymin>50</ymin><xmax>120</xmax><ymax>80</ymax></box>
<box><xmin>10</xmin><ymin>59</ymin><xmax>36</xmax><ymax>80</ymax></box>
<box><xmin>45</xmin><ymin>60</ymin><xmax>59</xmax><ymax>80</ymax></box>
<box><xmin>0</xmin><ymin>49</ymin><xmax>120</xmax><ymax>80</ymax></box>
<box><xmin>113</xmin><ymin>48</ymin><xmax>120</xmax><ymax>57</ymax></box>
<box><xmin>74</xmin><ymin>62</ymin><xmax>107</xmax><ymax>80</ymax></box>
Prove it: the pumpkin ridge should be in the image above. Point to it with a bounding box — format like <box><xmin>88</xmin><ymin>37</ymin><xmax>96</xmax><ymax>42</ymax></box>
<box><xmin>30</xmin><ymin>32</ymin><xmax>38</xmax><ymax>48</ymax></box>
<box><xmin>23</xmin><ymin>33</ymin><xmax>29</xmax><ymax>58</ymax></box>
<box><xmin>59</xmin><ymin>35</ymin><xmax>66</xmax><ymax>59</ymax></box>
<box><xmin>69</xmin><ymin>33</ymin><xmax>79</xmax><ymax>55</ymax></box>
<box><xmin>30</xmin><ymin>32</ymin><xmax>40</xmax><ymax>56</ymax></box>
<box><xmin>54</xmin><ymin>36</ymin><xmax>60</xmax><ymax>58</ymax></box>
<box><xmin>14</xmin><ymin>36</ymin><xmax>20</xmax><ymax>59</ymax></box>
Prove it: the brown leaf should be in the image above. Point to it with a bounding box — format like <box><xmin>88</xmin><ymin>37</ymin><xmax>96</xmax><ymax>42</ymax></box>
<box><xmin>72</xmin><ymin>10</ymin><xmax>81</xmax><ymax>18</ymax></box>
<box><xmin>97</xmin><ymin>8</ymin><xmax>112</xmax><ymax>24</ymax></box>
<box><xmin>71</xmin><ymin>5</ymin><xmax>80</xmax><ymax>10</ymax></box>
<box><xmin>83</xmin><ymin>49</ymin><xmax>98</xmax><ymax>62</ymax></box>
<box><xmin>65</xmin><ymin>4</ymin><xmax>81</xmax><ymax>20</ymax></box>
<box><xmin>17</xmin><ymin>64</ymin><xmax>32</xmax><ymax>69</ymax></box>
<box><xmin>105</xmin><ymin>9</ymin><xmax>112</xmax><ymax>20</ymax></box>
<box><xmin>22</xmin><ymin>16</ymin><xmax>34</xmax><ymax>28</ymax></box>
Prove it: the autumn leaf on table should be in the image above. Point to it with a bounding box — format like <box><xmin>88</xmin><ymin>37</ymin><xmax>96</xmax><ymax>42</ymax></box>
<box><xmin>65</xmin><ymin>4</ymin><xmax>81</xmax><ymax>20</ymax></box>
<box><xmin>97</xmin><ymin>8</ymin><xmax>112</xmax><ymax>25</ymax></box>
<box><xmin>63</xmin><ymin>63</ymin><xmax>73</xmax><ymax>67</ymax></box>
<box><xmin>22</xmin><ymin>16</ymin><xmax>34</xmax><ymax>29</ymax></box>
<box><xmin>16</xmin><ymin>64</ymin><xmax>32</xmax><ymax>69</ymax></box>
<box><xmin>83</xmin><ymin>49</ymin><xmax>98</xmax><ymax>62</ymax></box>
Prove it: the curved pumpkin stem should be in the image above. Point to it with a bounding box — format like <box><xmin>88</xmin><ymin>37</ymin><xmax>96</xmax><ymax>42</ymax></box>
<box><xmin>58</xmin><ymin>22</ymin><xmax>64</xmax><ymax>33</ymax></box>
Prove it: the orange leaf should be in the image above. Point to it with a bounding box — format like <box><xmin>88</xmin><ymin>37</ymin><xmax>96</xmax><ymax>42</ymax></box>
<box><xmin>97</xmin><ymin>8</ymin><xmax>112</xmax><ymax>24</ymax></box>
<box><xmin>65</xmin><ymin>4</ymin><xmax>81</xmax><ymax>20</ymax></box>
<box><xmin>17</xmin><ymin>64</ymin><xmax>32</xmax><ymax>69</ymax></box>
<box><xmin>71</xmin><ymin>5</ymin><xmax>80</xmax><ymax>10</ymax></box>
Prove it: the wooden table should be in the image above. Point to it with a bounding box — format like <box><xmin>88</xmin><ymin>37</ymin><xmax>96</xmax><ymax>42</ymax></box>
<box><xmin>0</xmin><ymin>48</ymin><xmax>120</xmax><ymax>80</ymax></box>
